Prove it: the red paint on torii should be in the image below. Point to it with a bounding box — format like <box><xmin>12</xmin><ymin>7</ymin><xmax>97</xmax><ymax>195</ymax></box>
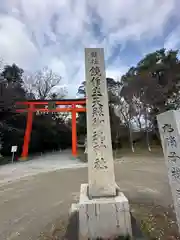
<box><xmin>15</xmin><ymin>99</ymin><xmax>86</xmax><ymax>160</ymax></box>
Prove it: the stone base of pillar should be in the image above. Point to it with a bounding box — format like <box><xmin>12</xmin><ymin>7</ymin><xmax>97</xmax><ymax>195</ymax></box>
<box><xmin>78</xmin><ymin>183</ymin><xmax>132</xmax><ymax>239</ymax></box>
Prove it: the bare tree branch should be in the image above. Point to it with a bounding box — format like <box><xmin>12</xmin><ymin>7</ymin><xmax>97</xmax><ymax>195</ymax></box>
<box><xmin>23</xmin><ymin>67</ymin><xmax>65</xmax><ymax>100</ymax></box>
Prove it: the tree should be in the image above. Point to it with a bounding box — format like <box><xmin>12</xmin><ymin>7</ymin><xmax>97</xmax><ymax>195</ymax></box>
<box><xmin>121</xmin><ymin>49</ymin><xmax>180</xmax><ymax>109</ymax></box>
<box><xmin>23</xmin><ymin>67</ymin><xmax>66</xmax><ymax>100</ymax></box>
<box><xmin>2</xmin><ymin>64</ymin><xmax>24</xmax><ymax>84</ymax></box>
<box><xmin>0</xmin><ymin>64</ymin><xmax>28</xmax><ymax>158</ymax></box>
<box><xmin>121</xmin><ymin>48</ymin><xmax>180</xmax><ymax>141</ymax></box>
<box><xmin>0</xmin><ymin>64</ymin><xmax>26</xmax><ymax>121</ymax></box>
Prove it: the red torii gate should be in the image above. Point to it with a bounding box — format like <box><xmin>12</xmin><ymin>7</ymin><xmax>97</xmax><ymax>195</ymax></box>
<box><xmin>16</xmin><ymin>99</ymin><xmax>86</xmax><ymax>160</ymax></box>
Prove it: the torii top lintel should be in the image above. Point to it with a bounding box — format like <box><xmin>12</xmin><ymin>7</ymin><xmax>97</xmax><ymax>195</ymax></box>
<box><xmin>16</xmin><ymin>98</ymin><xmax>86</xmax><ymax>106</ymax></box>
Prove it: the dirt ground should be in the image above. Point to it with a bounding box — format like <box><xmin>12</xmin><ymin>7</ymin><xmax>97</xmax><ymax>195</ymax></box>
<box><xmin>0</xmin><ymin>153</ymin><xmax>177</xmax><ymax>240</ymax></box>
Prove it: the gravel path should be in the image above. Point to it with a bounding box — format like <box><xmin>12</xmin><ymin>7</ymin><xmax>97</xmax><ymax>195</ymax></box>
<box><xmin>0</xmin><ymin>152</ymin><xmax>172</xmax><ymax>240</ymax></box>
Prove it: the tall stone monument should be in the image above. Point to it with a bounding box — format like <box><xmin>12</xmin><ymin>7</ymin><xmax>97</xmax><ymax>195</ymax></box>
<box><xmin>78</xmin><ymin>48</ymin><xmax>132</xmax><ymax>239</ymax></box>
<box><xmin>85</xmin><ymin>48</ymin><xmax>116</xmax><ymax>198</ymax></box>
<box><xmin>157</xmin><ymin>110</ymin><xmax>180</xmax><ymax>233</ymax></box>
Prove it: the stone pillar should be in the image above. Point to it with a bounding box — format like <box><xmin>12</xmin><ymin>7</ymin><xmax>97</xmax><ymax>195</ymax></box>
<box><xmin>77</xmin><ymin>48</ymin><xmax>132</xmax><ymax>239</ymax></box>
<box><xmin>157</xmin><ymin>110</ymin><xmax>180</xmax><ymax>233</ymax></box>
<box><xmin>85</xmin><ymin>48</ymin><xmax>116</xmax><ymax>198</ymax></box>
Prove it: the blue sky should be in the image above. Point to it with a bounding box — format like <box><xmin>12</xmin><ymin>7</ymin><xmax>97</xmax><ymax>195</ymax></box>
<box><xmin>0</xmin><ymin>0</ymin><xmax>180</xmax><ymax>97</ymax></box>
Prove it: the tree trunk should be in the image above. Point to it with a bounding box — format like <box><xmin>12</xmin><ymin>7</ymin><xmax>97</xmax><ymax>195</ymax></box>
<box><xmin>145</xmin><ymin>107</ymin><xmax>151</xmax><ymax>151</ymax></box>
<box><xmin>129</xmin><ymin>121</ymin><xmax>134</xmax><ymax>152</ymax></box>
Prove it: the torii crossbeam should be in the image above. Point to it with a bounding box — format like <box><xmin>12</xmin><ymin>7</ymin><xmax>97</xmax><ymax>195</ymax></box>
<box><xmin>16</xmin><ymin>99</ymin><xmax>86</xmax><ymax>160</ymax></box>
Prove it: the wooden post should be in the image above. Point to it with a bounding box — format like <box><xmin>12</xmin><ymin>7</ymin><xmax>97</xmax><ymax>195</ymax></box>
<box><xmin>21</xmin><ymin>104</ymin><xmax>34</xmax><ymax>160</ymax></box>
<box><xmin>72</xmin><ymin>103</ymin><xmax>77</xmax><ymax>157</ymax></box>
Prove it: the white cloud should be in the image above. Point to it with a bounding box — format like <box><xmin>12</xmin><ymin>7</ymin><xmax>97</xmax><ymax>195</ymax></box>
<box><xmin>0</xmin><ymin>15</ymin><xmax>38</xmax><ymax>68</ymax></box>
<box><xmin>106</xmin><ymin>67</ymin><xmax>128</xmax><ymax>81</ymax></box>
<box><xmin>164</xmin><ymin>26</ymin><xmax>180</xmax><ymax>50</ymax></box>
<box><xmin>0</xmin><ymin>0</ymin><xmax>179</xmax><ymax>97</ymax></box>
<box><xmin>48</xmin><ymin>58</ymin><xmax>67</xmax><ymax>83</ymax></box>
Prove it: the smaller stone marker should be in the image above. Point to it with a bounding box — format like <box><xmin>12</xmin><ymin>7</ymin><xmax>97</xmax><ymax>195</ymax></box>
<box><xmin>77</xmin><ymin>48</ymin><xmax>132</xmax><ymax>239</ymax></box>
<box><xmin>157</xmin><ymin>110</ymin><xmax>180</xmax><ymax>233</ymax></box>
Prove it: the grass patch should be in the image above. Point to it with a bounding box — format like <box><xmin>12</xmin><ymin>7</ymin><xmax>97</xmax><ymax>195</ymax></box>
<box><xmin>0</xmin><ymin>156</ymin><xmax>12</xmax><ymax>165</ymax></box>
<box><xmin>131</xmin><ymin>203</ymin><xmax>180</xmax><ymax>240</ymax></box>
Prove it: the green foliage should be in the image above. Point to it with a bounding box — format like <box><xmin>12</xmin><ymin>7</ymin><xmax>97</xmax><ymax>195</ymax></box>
<box><xmin>121</xmin><ymin>48</ymin><xmax>180</xmax><ymax>140</ymax></box>
<box><xmin>1</xmin><ymin>64</ymin><xmax>24</xmax><ymax>84</ymax></box>
<box><xmin>1</xmin><ymin>112</ymin><xmax>72</xmax><ymax>157</ymax></box>
<box><xmin>77</xmin><ymin>112</ymin><xmax>87</xmax><ymax>136</ymax></box>
<box><xmin>1</xmin><ymin>113</ymin><xmax>26</xmax><ymax>156</ymax></box>
<box><xmin>121</xmin><ymin>48</ymin><xmax>180</xmax><ymax>110</ymax></box>
<box><xmin>31</xmin><ymin>114</ymin><xmax>72</xmax><ymax>154</ymax></box>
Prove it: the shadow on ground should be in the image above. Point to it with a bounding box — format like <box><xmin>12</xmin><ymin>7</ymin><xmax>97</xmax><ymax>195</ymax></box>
<box><xmin>64</xmin><ymin>212</ymin><xmax>145</xmax><ymax>240</ymax></box>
